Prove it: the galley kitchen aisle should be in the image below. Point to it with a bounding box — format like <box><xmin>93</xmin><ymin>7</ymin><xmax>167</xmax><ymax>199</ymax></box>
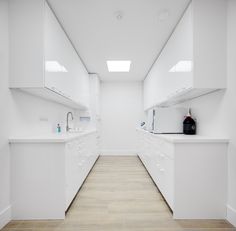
<box><xmin>0</xmin><ymin>0</ymin><xmax>236</xmax><ymax>230</ymax></box>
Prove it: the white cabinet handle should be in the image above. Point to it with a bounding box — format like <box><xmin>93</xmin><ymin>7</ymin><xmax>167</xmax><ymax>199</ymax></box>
<box><xmin>160</xmin><ymin>168</ymin><xmax>165</xmax><ymax>172</ymax></box>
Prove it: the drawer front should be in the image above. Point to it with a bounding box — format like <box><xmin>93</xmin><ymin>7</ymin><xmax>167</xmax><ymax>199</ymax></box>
<box><xmin>137</xmin><ymin>131</ymin><xmax>175</xmax><ymax>210</ymax></box>
<box><xmin>138</xmin><ymin>130</ymin><xmax>175</xmax><ymax>210</ymax></box>
<box><xmin>151</xmin><ymin>152</ymin><xmax>166</xmax><ymax>194</ymax></box>
<box><xmin>163</xmin><ymin>156</ymin><xmax>174</xmax><ymax>209</ymax></box>
<box><xmin>65</xmin><ymin>132</ymin><xmax>98</xmax><ymax>209</ymax></box>
<box><xmin>152</xmin><ymin>153</ymin><xmax>174</xmax><ymax>209</ymax></box>
<box><xmin>150</xmin><ymin>147</ymin><xmax>174</xmax><ymax>209</ymax></box>
<box><xmin>153</xmin><ymin>137</ymin><xmax>175</xmax><ymax>159</ymax></box>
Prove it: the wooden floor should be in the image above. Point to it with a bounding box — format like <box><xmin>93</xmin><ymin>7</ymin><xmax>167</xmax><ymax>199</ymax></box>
<box><xmin>2</xmin><ymin>156</ymin><xmax>235</xmax><ymax>231</ymax></box>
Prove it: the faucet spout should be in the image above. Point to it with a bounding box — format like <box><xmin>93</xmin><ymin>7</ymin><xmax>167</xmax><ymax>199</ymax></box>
<box><xmin>66</xmin><ymin>112</ymin><xmax>74</xmax><ymax>132</ymax></box>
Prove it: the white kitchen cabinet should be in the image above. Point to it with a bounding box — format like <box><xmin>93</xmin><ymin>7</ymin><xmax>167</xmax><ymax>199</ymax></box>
<box><xmin>89</xmin><ymin>74</ymin><xmax>101</xmax><ymax>119</ymax></box>
<box><xmin>137</xmin><ymin>129</ymin><xmax>228</xmax><ymax>219</ymax></box>
<box><xmin>9</xmin><ymin>131</ymin><xmax>99</xmax><ymax>220</ymax></box>
<box><xmin>144</xmin><ymin>0</ymin><xmax>227</xmax><ymax>110</ymax></box>
<box><xmin>65</xmin><ymin>132</ymin><xmax>98</xmax><ymax>208</ymax></box>
<box><xmin>9</xmin><ymin>0</ymin><xmax>89</xmax><ymax>109</ymax></box>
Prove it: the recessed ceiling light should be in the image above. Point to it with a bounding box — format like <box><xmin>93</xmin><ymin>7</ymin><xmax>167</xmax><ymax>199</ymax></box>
<box><xmin>45</xmin><ymin>61</ymin><xmax>68</xmax><ymax>73</ymax></box>
<box><xmin>107</xmin><ymin>60</ymin><xmax>131</xmax><ymax>72</ymax></box>
<box><xmin>114</xmin><ymin>11</ymin><xmax>124</xmax><ymax>20</ymax></box>
<box><xmin>169</xmin><ymin>60</ymin><xmax>192</xmax><ymax>73</ymax></box>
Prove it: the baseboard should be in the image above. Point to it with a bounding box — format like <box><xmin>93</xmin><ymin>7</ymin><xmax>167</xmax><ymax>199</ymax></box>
<box><xmin>100</xmin><ymin>149</ymin><xmax>138</xmax><ymax>156</ymax></box>
<box><xmin>0</xmin><ymin>206</ymin><xmax>11</xmax><ymax>229</ymax></box>
<box><xmin>227</xmin><ymin>205</ymin><xmax>236</xmax><ymax>227</ymax></box>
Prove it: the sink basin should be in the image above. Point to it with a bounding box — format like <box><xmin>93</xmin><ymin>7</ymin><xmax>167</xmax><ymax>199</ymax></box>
<box><xmin>68</xmin><ymin>129</ymin><xmax>83</xmax><ymax>133</ymax></box>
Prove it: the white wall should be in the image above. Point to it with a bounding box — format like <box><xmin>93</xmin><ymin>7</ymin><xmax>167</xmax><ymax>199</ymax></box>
<box><xmin>9</xmin><ymin>90</ymin><xmax>76</xmax><ymax>136</ymax></box>
<box><xmin>0</xmin><ymin>1</ymin><xmax>77</xmax><ymax>228</ymax></box>
<box><xmin>0</xmin><ymin>0</ymin><xmax>11</xmax><ymax>228</ymax></box>
<box><xmin>100</xmin><ymin>82</ymin><xmax>143</xmax><ymax>155</ymax></box>
<box><xmin>179</xmin><ymin>0</ymin><xmax>236</xmax><ymax>225</ymax></box>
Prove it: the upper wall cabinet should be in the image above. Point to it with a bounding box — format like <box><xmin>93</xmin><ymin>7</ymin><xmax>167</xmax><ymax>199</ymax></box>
<box><xmin>9</xmin><ymin>0</ymin><xmax>90</xmax><ymax>109</ymax></box>
<box><xmin>89</xmin><ymin>74</ymin><xmax>101</xmax><ymax>119</ymax></box>
<box><xmin>144</xmin><ymin>0</ymin><xmax>227</xmax><ymax>111</ymax></box>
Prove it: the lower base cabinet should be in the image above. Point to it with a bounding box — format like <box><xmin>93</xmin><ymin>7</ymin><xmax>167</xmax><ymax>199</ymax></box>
<box><xmin>10</xmin><ymin>131</ymin><xmax>99</xmax><ymax>220</ymax></box>
<box><xmin>137</xmin><ymin>129</ymin><xmax>228</xmax><ymax>219</ymax></box>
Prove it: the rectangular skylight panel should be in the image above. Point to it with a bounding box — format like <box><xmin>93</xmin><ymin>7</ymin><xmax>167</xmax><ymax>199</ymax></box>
<box><xmin>107</xmin><ymin>60</ymin><xmax>131</xmax><ymax>72</ymax></box>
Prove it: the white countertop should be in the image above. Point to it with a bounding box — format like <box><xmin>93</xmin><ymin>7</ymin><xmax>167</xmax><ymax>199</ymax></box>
<box><xmin>137</xmin><ymin>128</ymin><xmax>229</xmax><ymax>143</ymax></box>
<box><xmin>9</xmin><ymin>129</ymin><xmax>97</xmax><ymax>143</ymax></box>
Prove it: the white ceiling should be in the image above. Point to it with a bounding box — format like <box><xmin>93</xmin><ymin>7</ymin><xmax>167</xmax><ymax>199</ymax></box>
<box><xmin>48</xmin><ymin>0</ymin><xmax>190</xmax><ymax>82</ymax></box>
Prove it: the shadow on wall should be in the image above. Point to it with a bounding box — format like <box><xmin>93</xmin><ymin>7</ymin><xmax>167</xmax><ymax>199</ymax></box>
<box><xmin>9</xmin><ymin>89</ymin><xmax>76</xmax><ymax>135</ymax></box>
<box><xmin>180</xmin><ymin>89</ymin><xmax>228</xmax><ymax>137</ymax></box>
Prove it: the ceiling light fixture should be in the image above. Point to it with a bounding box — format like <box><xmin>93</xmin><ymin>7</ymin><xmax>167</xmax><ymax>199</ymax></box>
<box><xmin>114</xmin><ymin>11</ymin><xmax>124</xmax><ymax>20</ymax></box>
<box><xmin>107</xmin><ymin>60</ymin><xmax>131</xmax><ymax>72</ymax></box>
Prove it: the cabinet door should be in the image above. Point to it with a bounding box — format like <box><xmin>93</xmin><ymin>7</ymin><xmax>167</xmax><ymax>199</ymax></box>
<box><xmin>144</xmin><ymin>5</ymin><xmax>193</xmax><ymax>110</ymax></box>
<box><xmin>94</xmin><ymin>76</ymin><xmax>101</xmax><ymax>117</ymax></box>
<box><xmin>65</xmin><ymin>141</ymin><xmax>78</xmax><ymax>209</ymax></box>
<box><xmin>159</xmin><ymin>4</ymin><xmax>193</xmax><ymax>99</ymax></box>
<box><xmin>163</xmin><ymin>156</ymin><xmax>174</xmax><ymax>209</ymax></box>
<box><xmin>75</xmin><ymin>63</ymin><xmax>90</xmax><ymax>108</ymax></box>
<box><xmin>44</xmin><ymin>3</ymin><xmax>73</xmax><ymax>99</ymax></box>
<box><xmin>44</xmin><ymin>3</ymin><xmax>89</xmax><ymax>108</ymax></box>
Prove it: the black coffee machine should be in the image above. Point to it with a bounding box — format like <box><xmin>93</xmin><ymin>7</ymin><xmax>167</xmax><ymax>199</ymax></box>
<box><xmin>183</xmin><ymin>108</ymin><xmax>196</xmax><ymax>135</ymax></box>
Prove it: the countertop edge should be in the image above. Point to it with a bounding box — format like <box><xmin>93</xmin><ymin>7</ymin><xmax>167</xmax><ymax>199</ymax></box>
<box><xmin>9</xmin><ymin>130</ymin><xmax>97</xmax><ymax>143</ymax></box>
<box><xmin>136</xmin><ymin>128</ymin><xmax>229</xmax><ymax>143</ymax></box>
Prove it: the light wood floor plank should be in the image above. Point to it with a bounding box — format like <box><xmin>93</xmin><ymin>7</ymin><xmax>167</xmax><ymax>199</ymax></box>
<box><xmin>2</xmin><ymin>156</ymin><xmax>235</xmax><ymax>231</ymax></box>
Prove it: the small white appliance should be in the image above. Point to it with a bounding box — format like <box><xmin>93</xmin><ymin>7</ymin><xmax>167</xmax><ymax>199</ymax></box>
<box><xmin>151</xmin><ymin>107</ymin><xmax>187</xmax><ymax>134</ymax></box>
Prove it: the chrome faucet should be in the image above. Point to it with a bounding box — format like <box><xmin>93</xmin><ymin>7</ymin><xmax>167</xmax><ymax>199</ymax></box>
<box><xmin>66</xmin><ymin>112</ymin><xmax>74</xmax><ymax>132</ymax></box>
